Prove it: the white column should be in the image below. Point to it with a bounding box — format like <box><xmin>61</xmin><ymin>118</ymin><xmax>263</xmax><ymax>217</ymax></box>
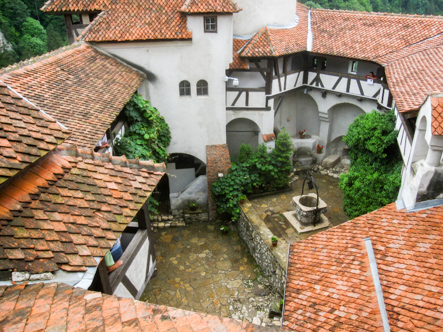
<box><xmin>425</xmin><ymin>148</ymin><xmax>442</xmax><ymax>167</ymax></box>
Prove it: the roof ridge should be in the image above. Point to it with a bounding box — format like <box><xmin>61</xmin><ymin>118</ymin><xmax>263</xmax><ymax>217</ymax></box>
<box><xmin>376</xmin><ymin>33</ymin><xmax>443</xmax><ymax>65</ymax></box>
<box><xmin>56</xmin><ymin>144</ymin><xmax>166</xmax><ymax>173</ymax></box>
<box><xmin>312</xmin><ymin>7</ymin><xmax>443</xmax><ymax>19</ymax></box>
<box><xmin>264</xmin><ymin>27</ymin><xmax>276</xmax><ymax>56</ymax></box>
<box><xmin>0</xmin><ymin>42</ymin><xmax>85</xmax><ymax>75</ymax></box>
<box><xmin>78</xmin><ymin>10</ymin><xmax>107</xmax><ymax>42</ymax></box>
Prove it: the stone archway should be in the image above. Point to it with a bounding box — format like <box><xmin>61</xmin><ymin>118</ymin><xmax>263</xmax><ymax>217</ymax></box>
<box><xmin>275</xmin><ymin>90</ymin><xmax>320</xmax><ymax>138</ymax></box>
<box><xmin>327</xmin><ymin>103</ymin><xmax>365</xmax><ymax>155</ymax></box>
<box><xmin>226</xmin><ymin>118</ymin><xmax>261</xmax><ymax>158</ymax></box>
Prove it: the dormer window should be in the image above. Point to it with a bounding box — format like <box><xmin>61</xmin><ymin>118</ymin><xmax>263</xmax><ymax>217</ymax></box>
<box><xmin>204</xmin><ymin>16</ymin><xmax>217</xmax><ymax>33</ymax></box>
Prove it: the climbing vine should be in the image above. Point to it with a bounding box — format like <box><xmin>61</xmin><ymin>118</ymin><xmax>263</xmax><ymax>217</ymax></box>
<box><xmin>114</xmin><ymin>93</ymin><xmax>171</xmax><ymax>164</ymax></box>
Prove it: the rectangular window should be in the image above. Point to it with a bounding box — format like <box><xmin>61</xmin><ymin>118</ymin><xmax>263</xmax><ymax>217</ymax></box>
<box><xmin>349</xmin><ymin>60</ymin><xmax>358</xmax><ymax>74</ymax></box>
<box><xmin>204</xmin><ymin>16</ymin><xmax>217</xmax><ymax>33</ymax></box>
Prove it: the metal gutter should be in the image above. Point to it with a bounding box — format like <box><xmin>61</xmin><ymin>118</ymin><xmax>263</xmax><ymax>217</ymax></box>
<box><xmin>364</xmin><ymin>237</ymin><xmax>391</xmax><ymax>332</ymax></box>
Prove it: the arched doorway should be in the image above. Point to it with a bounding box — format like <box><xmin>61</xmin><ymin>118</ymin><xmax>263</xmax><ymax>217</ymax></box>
<box><xmin>166</xmin><ymin>153</ymin><xmax>207</xmax><ymax>211</ymax></box>
<box><xmin>226</xmin><ymin>118</ymin><xmax>260</xmax><ymax>158</ymax></box>
<box><xmin>328</xmin><ymin>103</ymin><xmax>365</xmax><ymax>155</ymax></box>
<box><xmin>275</xmin><ymin>90</ymin><xmax>319</xmax><ymax>138</ymax></box>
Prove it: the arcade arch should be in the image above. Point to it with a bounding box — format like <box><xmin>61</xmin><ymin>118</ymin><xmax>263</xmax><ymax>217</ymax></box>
<box><xmin>226</xmin><ymin>118</ymin><xmax>261</xmax><ymax>158</ymax></box>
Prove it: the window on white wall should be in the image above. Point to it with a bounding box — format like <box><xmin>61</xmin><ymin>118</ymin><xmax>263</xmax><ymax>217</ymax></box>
<box><xmin>204</xmin><ymin>16</ymin><xmax>217</xmax><ymax>32</ymax></box>
<box><xmin>197</xmin><ymin>80</ymin><xmax>208</xmax><ymax>96</ymax></box>
<box><xmin>179</xmin><ymin>80</ymin><xmax>191</xmax><ymax>96</ymax></box>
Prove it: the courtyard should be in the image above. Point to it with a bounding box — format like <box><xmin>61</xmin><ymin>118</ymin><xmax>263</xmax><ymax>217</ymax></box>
<box><xmin>141</xmin><ymin>171</ymin><xmax>349</xmax><ymax>326</ymax></box>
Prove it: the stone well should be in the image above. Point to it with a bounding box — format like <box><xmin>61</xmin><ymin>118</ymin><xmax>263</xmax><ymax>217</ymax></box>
<box><xmin>292</xmin><ymin>193</ymin><xmax>327</xmax><ymax>226</ymax></box>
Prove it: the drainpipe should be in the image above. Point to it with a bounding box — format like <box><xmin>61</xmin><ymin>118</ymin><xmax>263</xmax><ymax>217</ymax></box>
<box><xmin>307</xmin><ymin>10</ymin><xmax>313</xmax><ymax>52</ymax></box>
<box><xmin>364</xmin><ymin>237</ymin><xmax>391</xmax><ymax>332</ymax></box>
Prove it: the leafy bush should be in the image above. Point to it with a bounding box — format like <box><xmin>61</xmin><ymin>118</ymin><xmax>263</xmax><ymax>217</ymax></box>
<box><xmin>339</xmin><ymin>110</ymin><xmax>402</xmax><ymax>219</ymax></box>
<box><xmin>212</xmin><ymin>129</ymin><xmax>294</xmax><ymax>221</ymax></box>
<box><xmin>114</xmin><ymin>93</ymin><xmax>171</xmax><ymax>163</ymax></box>
<box><xmin>237</xmin><ymin>144</ymin><xmax>253</xmax><ymax>163</ymax></box>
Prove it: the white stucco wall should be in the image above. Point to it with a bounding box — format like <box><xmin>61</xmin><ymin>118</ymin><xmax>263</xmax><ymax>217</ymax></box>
<box><xmin>233</xmin><ymin>0</ymin><xmax>297</xmax><ymax>35</ymax></box>
<box><xmin>94</xmin><ymin>14</ymin><xmax>234</xmax><ymax>163</ymax></box>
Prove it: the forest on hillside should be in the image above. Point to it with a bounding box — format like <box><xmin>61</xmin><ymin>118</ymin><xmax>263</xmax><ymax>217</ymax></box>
<box><xmin>301</xmin><ymin>0</ymin><xmax>443</xmax><ymax>15</ymax></box>
<box><xmin>0</xmin><ymin>0</ymin><xmax>67</xmax><ymax>68</ymax></box>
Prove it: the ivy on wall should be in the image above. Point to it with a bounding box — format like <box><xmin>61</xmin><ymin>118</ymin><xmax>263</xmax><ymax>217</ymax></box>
<box><xmin>114</xmin><ymin>93</ymin><xmax>171</xmax><ymax>164</ymax></box>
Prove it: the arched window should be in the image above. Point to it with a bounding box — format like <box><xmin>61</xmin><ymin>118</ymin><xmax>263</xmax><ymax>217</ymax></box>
<box><xmin>197</xmin><ymin>80</ymin><xmax>208</xmax><ymax>96</ymax></box>
<box><xmin>179</xmin><ymin>80</ymin><xmax>191</xmax><ymax>96</ymax></box>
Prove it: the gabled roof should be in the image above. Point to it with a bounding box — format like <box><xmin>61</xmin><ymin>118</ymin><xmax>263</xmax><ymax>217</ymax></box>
<box><xmin>0</xmin><ymin>282</ymin><xmax>270</xmax><ymax>331</ymax></box>
<box><xmin>283</xmin><ymin>203</ymin><xmax>443</xmax><ymax>331</ymax></box>
<box><xmin>0</xmin><ymin>43</ymin><xmax>144</xmax><ymax>149</ymax></box>
<box><xmin>239</xmin><ymin>4</ymin><xmax>309</xmax><ymax>58</ymax></box>
<box><xmin>41</xmin><ymin>0</ymin><xmax>107</xmax><ymax>12</ymax></box>
<box><xmin>180</xmin><ymin>0</ymin><xmax>241</xmax><ymax>13</ymax></box>
<box><xmin>431</xmin><ymin>94</ymin><xmax>443</xmax><ymax>135</ymax></box>
<box><xmin>0</xmin><ymin>82</ymin><xmax>70</xmax><ymax>186</ymax></box>
<box><xmin>0</xmin><ymin>144</ymin><xmax>165</xmax><ymax>274</ymax></box>
<box><xmin>43</xmin><ymin>0</ymin><xmax>193</xmax><ymax>42</ymax></box>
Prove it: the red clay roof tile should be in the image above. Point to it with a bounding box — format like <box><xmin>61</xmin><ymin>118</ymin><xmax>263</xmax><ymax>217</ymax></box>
<box><xmin>180</xmin><ymin>0</ymin><xmax>241</xmax><ymax>13</ymax></box>
<box><xmin>0</xmin><ymin>43</ymin><xmax>144</xmax><ymax>149</ymax></box>
<box><xmin>0</xmin><ymin>282</ymin><xmax>272</xmax><ymax>331</ymax></box>
<box><xmin>0</xmin><ymin>144</ymin><xmax>165</xmax><ymax>273</ymax></box>
<box><xmin>431</xmin><ymin>95</ymin><xmax>443</xmax><ymax>135</ymax></box>
<box><xmin>284</xmin><ymin>202</ymin><xmax>443</xmax><ymax>331</ymax></box>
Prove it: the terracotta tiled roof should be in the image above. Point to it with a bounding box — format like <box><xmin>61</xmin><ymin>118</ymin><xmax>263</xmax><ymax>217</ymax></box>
<box><xmin>45</xmin><ymin>0</ymin><xmax>194</xmax><ymax>42</ymax></box>
<box><xmin>230</xmin><ymin>39</ymin><xmax>249</xmax><ymax>69</ymax></box>
<box><xmin>0</xmin><ymin>43</ymin><xmax>144</xmax><ymax>149</ymax></box>
<box><xmin>0</xmin><ymin>82</ymin><xmax>70</xmax><ymax>186</ymax></box>
<box><xmin>431</xmin><ymin>95</ymin><xmax>443</xmax><ymax>135</ymax></box>
<box><xmin>239</xmin><ymin>4</ymin><xmax>309</xmax><ymax>58</ymax></box>
<box><xmin>385</xmin><ymin>45</ymin><xmax>443</xmax><ymax>113</ymax></box>
<box><xmin>41</xmin><ymin>0</ymin><xmax>107</xmax><ymax>12</ymax></box>
<box><xmin>180</xmin><ymin>0</ymin><xmax>241</xmax><ymax>13</ymax></box>
<box><xmin>0</xmin><ymin>144</ymin><xmax>165</xmax><ymax>273</ymax></box>
<box><xmin>311</xmin><ymin>9</ymin><xmax>443</xmax><ymax>61</ymax></box>
<box><xmin>283</xmin><ymin>202</ymin><xmax>443</xmax><ymax>331</ymax></box>
<box><xmin>0</xmin><ymin>282</ymin><xmax>271</xmax><ymax>332</ymax></box>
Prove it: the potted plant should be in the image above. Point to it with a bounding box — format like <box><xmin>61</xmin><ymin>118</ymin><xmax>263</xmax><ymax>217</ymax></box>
<box><xmin>317</xmin><ymin>144</ymin><xmax>324</xmax><ymax>154</ymax></box>
<box><xmin>272</xmin><ymin>236</ymin><xmax>278</xmax><ymax>247</ymax></box>
<box><xmin>220</xmin><ymin>225</ymin><xmax>229</xmax><ymax>235</ymax></box>
<box><xmin>299</xmin><ymin>129</ymin><xmax>307</xmax><ymax>139</ymax></box>
<box><xmin>189</xmin><ymin>202</ymin><xmax>198</xmax><ymax>211</ymax></box>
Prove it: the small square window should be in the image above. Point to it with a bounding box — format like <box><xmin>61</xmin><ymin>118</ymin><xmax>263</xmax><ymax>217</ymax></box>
<box><xmin>349</xmin><ymin>60</ymin><xmax>358</xmax><ymax>74</ymax></box>
<box><xmin>204</xmin><ymin>16</ymin><xmax>217</xmax><ymax>33</ymax></box>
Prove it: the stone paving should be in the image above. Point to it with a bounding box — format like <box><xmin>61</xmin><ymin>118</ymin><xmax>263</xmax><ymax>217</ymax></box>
<box><xmin>250</xmin><ymin>171</ymin><xmax>349</xmax><ymax>244</ymax></box>
<box><xmin>140</xmin><ymin>223</ymin><xmax>283</xmax><ymax>327</ymax></box>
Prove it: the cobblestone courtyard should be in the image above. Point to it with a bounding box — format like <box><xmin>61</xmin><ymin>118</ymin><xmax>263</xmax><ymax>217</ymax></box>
<box><xmin>140</xmin><ymin>223</ymin><xmax>283</xmax><ymax>327</ymax></box>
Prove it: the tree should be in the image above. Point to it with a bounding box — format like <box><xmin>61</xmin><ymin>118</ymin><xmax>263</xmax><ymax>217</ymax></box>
<box><xmin>46</xmin><ymin>23</ymin><xmax>65</xmax><ymax>51</ymax></box>
<box><xmin>18</xmin><ymin>18</ymin><xmax>47</xmax><ymax>59</ymax></box>
<box><xmin>339</xmin><ymin>110</ymin><xmax>402</xmax><ymax>219</ymax></box>
<box><xmin>0</xmin><ymin>0</ymin><xmax>30</xmax><ymax>34</ymax></box>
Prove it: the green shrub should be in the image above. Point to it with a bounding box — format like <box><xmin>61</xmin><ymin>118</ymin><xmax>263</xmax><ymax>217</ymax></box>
<box><xmin>339</xmin><ymin>110</ymin><xmax>402</xmax><ymax>219</ymax></box>
<box><xmin>237</xmin><ymin>144</ymin><xmax>254</xmax><ymax>163</ymax></box>
<box><xmin>212</xmin><ymin>129</ymin><xmax>294</xmax><ymax>221</ymax></box>
<box><xmin>114</xmin><ymin>93</ymin><xmax>171</xmax><ymax>163</ymax></box>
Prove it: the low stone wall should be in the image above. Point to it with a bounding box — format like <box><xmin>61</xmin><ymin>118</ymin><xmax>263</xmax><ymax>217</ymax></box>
<box><xmin>236</xmin><ymin>199</ymin><xmax>287</xmax><ymax>296</ymax></box>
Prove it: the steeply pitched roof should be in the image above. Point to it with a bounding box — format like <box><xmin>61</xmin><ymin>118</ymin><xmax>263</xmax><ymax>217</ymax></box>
<box><xmin>283</xmin><ymin>202</ymin><xmax>443</xmax><ymax>331</ymax></box>
<box><xmin>0</xmin><ymin>82</ymin><xmax>70</xmax><ymax>186</ymax></box>
<box><xmin>230</xmin><ymin>39</ymin><xmax>249</xmax><ymax>69</ymax></box>
<box><xmin>239</xmin><ymin>4</ymin><xmax>309</xmax><ymax>58</ymax></box>
<box><xmin>180</xmin><ymin>0</ymin><xmax>241</xmax><ymax>13</ymax></box>
<box><xmin>41</xmin><ymin>0</ymin><xmax>107</xmax><ymax>12</ymax></box>
<box><xmin>43</xmin><ymin>0</ymin><xmax>193</xmax><ymax>42</ymax></box>
<box><xmin>311</xmin><ymin>10</ymin><xmax>443</xmax><ymax>61</ymax></box>
<box><xmin>431</xmin><ymin>94</ymin><xmax>443</xmax><ymax>135</ymax></box>
<box><xmin>385</xmin><ymin>45</ymin><xmax>443</xmax><ymax>113</ymax></box>
<box><xmin>0</xmin><ymin>43</ymin><xmax>144</xmax><ymax>149</ymax></box>
<box><xmin>0</xmin><ymin>144</ymin><xmax>165</xmax><ymax>274</ymax></box>
<box><xmin>0</xmin><ymin>282</ymin><xmax>271</xmax><ymax>331</ymax></box>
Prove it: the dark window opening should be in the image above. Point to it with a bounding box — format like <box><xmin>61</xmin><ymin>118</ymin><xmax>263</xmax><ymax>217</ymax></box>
<box><xmin>197</xmin><ymin>80</ymin><xmax>208</xmax><ymax>96</ymax></box>
<box><xmin>179</xmin><ymin>80</ymin><xmax>191</xmax><ymax>96</ymax></box>
<box><xmin>204</xmin><ymin>16</ymin><xmax>217</xmax><ymax>33</ymax></box>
